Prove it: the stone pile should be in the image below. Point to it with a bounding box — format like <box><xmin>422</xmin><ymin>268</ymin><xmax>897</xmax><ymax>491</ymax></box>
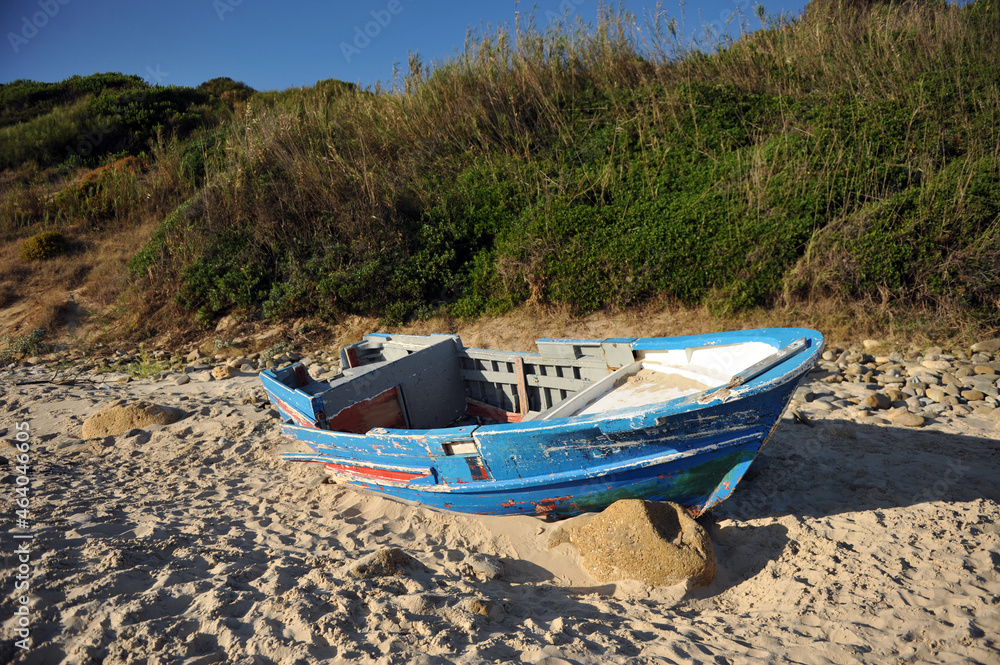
<box><xmin>790</xmin><ymin>338</ymin><xmax>1000</xmax><ymax>431</ymax></box>
<box><xmin>2</xmin><ymin>342</ymin><xmax>345</xmax><ymax>386</ymax></box>
<box><xmin>5</xmin><ymin>334</ymin><xmax>1000</xmax><ymax>435</ymax></box>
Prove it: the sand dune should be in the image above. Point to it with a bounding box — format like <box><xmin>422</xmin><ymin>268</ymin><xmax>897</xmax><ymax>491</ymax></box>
<box><xmin>1</xmin><ymin>363</ymin><xmax>998</xmax><ymax>664</ymax></box>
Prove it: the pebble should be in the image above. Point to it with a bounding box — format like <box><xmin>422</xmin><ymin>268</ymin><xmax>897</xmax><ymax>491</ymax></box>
<box><xmin>175</xmin><ymin>374</ymin><xmax>191</xmax><ymax>386</ymax></box>
<box><xmin>925</xmin><ymin>387</ymin><xmax>946</xmax><ymax>403</ymax></box>
<box><xmin>862</xmin><ymin>393</ymin><xmax>891</xmax><ymax>410</ymax></box>
<box><xmin>886</xmin><ymin>409</ymin><xmax>925</xmax><ymax>428</ymax></box>
<box><xmin>971</xmin><ymin>338</ymin><xmax>1000</xmax><ymax>353</ymax></box>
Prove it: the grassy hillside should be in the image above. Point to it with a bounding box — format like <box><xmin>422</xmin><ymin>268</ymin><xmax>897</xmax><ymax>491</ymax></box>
<box><xmin>0</xmin><ymin>0</ymin><xmax>998</xmax><ymax>344</ymax></box>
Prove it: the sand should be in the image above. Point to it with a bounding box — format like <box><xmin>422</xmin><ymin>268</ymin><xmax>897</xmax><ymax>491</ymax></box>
<box><xmin>1</xmin><ymin>363</ymin><xmax>998</xmax><ymax>664</ymax></box>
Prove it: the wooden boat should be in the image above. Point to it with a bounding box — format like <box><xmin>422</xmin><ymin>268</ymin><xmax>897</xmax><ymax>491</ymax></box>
<box><xmin>260</xmin><ymin>328</ymin><xmax>824</xmax><ymax>517</ymax></box>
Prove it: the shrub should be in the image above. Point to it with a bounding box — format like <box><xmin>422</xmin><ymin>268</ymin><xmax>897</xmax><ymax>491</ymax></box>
<box><xmin>0</xmin><ymin>328</ymin><xmax>48</xmax><ymax>364</ymax></box>
<box><xmin>19</xmin><ymin>231</ymin><xmax>68</xmax><ymax>261</ymax></box>
<box><xmin>50</xmin><ymin>156</ymin><xmax>144</xmax><ymax>227</ymax></box>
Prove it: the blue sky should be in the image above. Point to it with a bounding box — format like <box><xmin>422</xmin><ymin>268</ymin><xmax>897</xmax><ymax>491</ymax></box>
<box><xmin>1</xmin><ymin>0</ymin><xmax>810</xmax><ymax>91</ymax></box>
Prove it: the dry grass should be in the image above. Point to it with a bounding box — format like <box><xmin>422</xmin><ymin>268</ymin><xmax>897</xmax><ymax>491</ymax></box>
<box><xmin>2</xmin><ymin>2</ymin><xmax>997</xmax><ymax>352</ymax></box>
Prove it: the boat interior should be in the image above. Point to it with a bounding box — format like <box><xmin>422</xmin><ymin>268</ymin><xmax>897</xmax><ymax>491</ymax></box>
<box><xmin>266</xmin><ymin>333</ymin><xmax>783</xmax><ymax>433</ymax></box>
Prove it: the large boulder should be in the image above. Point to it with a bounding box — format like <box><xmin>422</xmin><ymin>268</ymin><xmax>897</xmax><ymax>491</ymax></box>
<box><xmin>81</xmin><ymin>400</ymin><xmax>184</xmax><ymax>438</ymax></box>
<box><xmin>569</xmin><ymin>499</ymin><xmax>715</xmax><ymax>587</ymax></box>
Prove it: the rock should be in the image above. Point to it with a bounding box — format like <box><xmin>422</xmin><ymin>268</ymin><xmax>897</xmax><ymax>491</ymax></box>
<box><xmin>463</xmin><ymin>597</ymin><xmax>504</xmax><ymax>621</ymax></box>
<box><xmin>925</xmin><ymin>387</ymin><xmax>946</xmax><ymax>403</ymax></box>
<box><xmin>568</xmin><ymin>499</ymin><xmax>715</xmax><ymax>587</ymax></box>
<box><xmin>175</xmin><ymin>374</ymin><xmax>191</xmax><ymax>386</ymax></box>
<box><xmin>862</xmin><ymin>393</ymin><xmax>892</xmax><ymax>410</ymax></box>
<box><xmin>215</xmin><ymin>314</ymin><xmax>239</xmax><ymax>332</ymax></box>
<box><xmin>211</xmin><ymin>365</ymin><xmax>233</xmax><ymax>381</ymax></box>
<box><xmin>82</xmin><ymin>401</ymin><xmax>185</xmax><ymax>438</ymax></box>
<box><xmin>961</xmin><ymin>390</ymin><xmax>986</xmax><ymax>402</ymax></box>
<box><xmin>794</xmin><ymin>388</ymin><xmax>818</xmax><ymax>402</ymax></box>
<box><xmin>970</xmin><ymin>339</ymin><xmax>1000</xmax><ymax>354</ymax></box>
<box><xmin>186</xmin><ymin>350</ymin><xmax>202</xmax><ymax>363</ymax></box>
<box><xmin>922</xmin><ymin>359</ymin><xmax>952</xmax><ymax>371</ymax></box>
<box><xmin>923</xmin><ymin>403</ymin><xmax>950</xmax><ymax>416</ymax></box>
<box><xmin>460</xmin><ymin>553</ymin><xmax>504</xmax><ymax>581</ymax></box>
<box><xmin>349</xmin><ymin>547</ymin><xmax>426</xmax><ymax>579</ymax></box>
<box><xmin>240</xmin><ymin>363</ymin><xmax>256</xmax><ymax>373</ymax></box>
<box><xmin>941</xmin><ymin>372</ymin><xmax>960</xmax><ymax>386</ymax></box>
<box><xmin>886</xmin><ymin>409</ymin><xmax>926</xmax><ymax>428</ymax></box>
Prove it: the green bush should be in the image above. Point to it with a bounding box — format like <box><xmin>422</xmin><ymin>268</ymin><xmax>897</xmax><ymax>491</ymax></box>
<box><xmin>18</xmin><ymin>231</ymin><xmax>68</xmax><ymax>261</ymax></box>
<box><xmin>0</xmin><ymin>328</ymin><xmax>48</xmax><ymax>364</ymax></box>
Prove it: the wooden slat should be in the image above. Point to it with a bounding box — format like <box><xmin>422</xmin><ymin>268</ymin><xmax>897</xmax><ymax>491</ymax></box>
<box><xmin>515</xmin><ymin>357</ymin><xmax>528</xmax><ymax>416</ymax></box>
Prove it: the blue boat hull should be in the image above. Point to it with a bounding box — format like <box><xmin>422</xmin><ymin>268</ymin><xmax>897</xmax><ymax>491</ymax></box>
<box><xmin>263</xmin><ymin>328</ymin><xmax>823</xmax><ymax>517</ymax></box>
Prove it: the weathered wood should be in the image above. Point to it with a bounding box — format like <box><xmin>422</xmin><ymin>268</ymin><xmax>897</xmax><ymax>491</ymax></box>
<box><xmin>326</xmin><ymin>385</ymin><xmax>406</xmax><ymax>433</ymax></box>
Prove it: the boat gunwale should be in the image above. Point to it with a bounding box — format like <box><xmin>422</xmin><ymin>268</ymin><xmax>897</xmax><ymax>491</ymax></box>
<box><xmin>262</xmin><ymin>327</ymin><xmax>823</xmax><ymax>436</ymax></box>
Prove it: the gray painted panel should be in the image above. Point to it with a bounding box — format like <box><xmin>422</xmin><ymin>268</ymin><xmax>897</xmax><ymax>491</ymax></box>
<box><xmin>322</xmin><ymin>337</ymin><xmax>465</xmax><ymax>430</ymax></box>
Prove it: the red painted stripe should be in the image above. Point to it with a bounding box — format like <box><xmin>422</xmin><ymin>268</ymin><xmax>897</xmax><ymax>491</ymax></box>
<box><xmin>272</xmin><ymin>396</ymin><xmax>319</xmax><ymax>428</ymax></box>
<box><xmin>324</xmin><ymin>462</ymin><xmax>429</xmax><ymax>484</ymax></box>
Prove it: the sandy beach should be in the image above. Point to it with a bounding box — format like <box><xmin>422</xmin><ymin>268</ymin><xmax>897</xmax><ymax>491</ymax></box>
<box><xmin>2</xmin><ymin>346</ymin><xmax>999</xmax><ymax>664</ymax></box>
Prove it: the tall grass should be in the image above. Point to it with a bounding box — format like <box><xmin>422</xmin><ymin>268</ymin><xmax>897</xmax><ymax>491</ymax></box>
<box><xmin>134</xmin><ymin>0</ymin><xmax>1000</xmax><ymax>329</ymax></box>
